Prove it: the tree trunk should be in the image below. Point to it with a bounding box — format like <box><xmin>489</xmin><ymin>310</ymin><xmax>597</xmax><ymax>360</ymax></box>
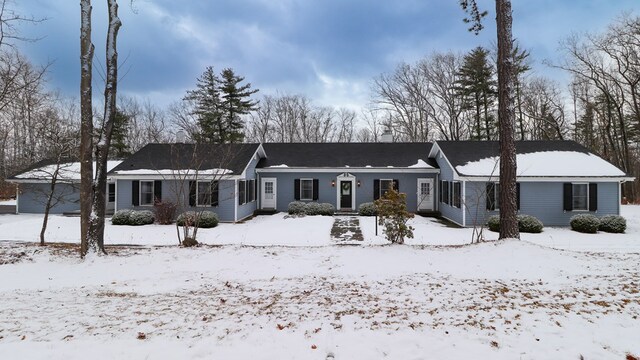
<box><xmin>496</xmin><ymin>0</ymin><xmax>519</xmax><ymax>240</ymax></box>
<box><xmin>87</xmin><ymin>0</ymin><xmax>122</xmax><ymax>255</ymax></box>
<box><xmin>79</xmin><ymin>0</ymin><xmax>95</xmax><ymax>257</ymax></box>
<box><xmin>40</xmin><ymin>180</ymin><xmax>56</xmax><ymax>246</ymax></box>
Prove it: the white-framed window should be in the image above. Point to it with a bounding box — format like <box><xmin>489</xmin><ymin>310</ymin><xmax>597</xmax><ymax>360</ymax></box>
<box><xmin>452</xmin><ymin>181</ymin><xmax>461</xmax><ymax>208</ymax></box>
<box><xmin>486</xmin><ymin>182</ymin><xmax>500</xmax><ymax>211</ymax></box>
<box><xmin>300</xmin><ymin>178</ymin><xmax>313</xmax><ymax>200</ymax></box>
<box><xmin>239</xmin><ymin>180</ymin><xmax>246</xmax><ymax>205</ymax></box>
<box><xmin>108</xmin><ymin>183</ymin><xmax>116</xmax><ymax>203</ymax></box>
<box><xmin>197</xmin><ymin>181</ymin><xmax>212</xmax><ymax>207</ymax></box>
<box><xmin>140</xmin><ymin>180</ymin><xmax>154</xmax><ymax>206</ymax></box>
<box><xmin>248</xmin><ymin>179</ymin><xmax>256</xmax><ymax>202</ymax></box>
<box><xmin>572</xmin><ymin>183</ymin><xmax>588</xmax><ymax>211</ymax></box>
<box><xmin>380</xmin><ymin>179</ymin><xmax>394</xmax><ymax>198</ymax></box>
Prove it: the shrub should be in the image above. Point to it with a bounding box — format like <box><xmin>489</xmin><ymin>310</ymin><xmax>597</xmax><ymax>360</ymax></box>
<box><xmin>518</xmin><ymin>214</ymin><xmax>544</xmax><ymax>233</ymax></box>
<box><xmin>177</xmin><ymin>211</ymin><xmax>219</xmax><ymax>228</ymax></box>
<box><xmin>129</xmin><ymin>210</ymin><xmax>155</xmax><ymax>226</ymax></box>
<box><xmin>288</xmin><ymin>201</ymin><xmax>306</xmax><ymax>215</ymax></box>
<box><xmin>570</xmin><ymin>214</ymin><xmax>600</xmax><ymax>233</ymax></box>
<box><xmin>486</xmin><ymin>214</ymin><xmax>544</xmax><ymax>233</ymax></box>
<box><xmin>487</xmin><ymin>215</ymin><xmax>500</xmax><ymax>232</ymax></box>
<box><xmin>111</xmin><ymin>210</ymin><xmax>133</xmax><ymax>225</ymax></box>
<box><xmin>598</xmin><ymin>215</ymin><xmax>626</xmax><ymax>233</ymax></box>
<box><xmin>358</xmin><ymin>202</ymin><xmax>377</xmax><ymax>216</ymax></box>
<box><xmin>317</xmin><ymin>203</ymin><xmax>335</xmax><ymax>216</ymax></box>
<box><xmin>154</xmin><ymin>201</ymin><xmax>177</xmax><ymax>225</ymax></box>
<box><xmin>374</xmin><ymin>188</ymin><xmax>414</xmax><ymax>244</ymax></box>
<box><xmin>304</xmin><ymin>202</ymin><xmax>322</xmax><ymax>215</ymax></box>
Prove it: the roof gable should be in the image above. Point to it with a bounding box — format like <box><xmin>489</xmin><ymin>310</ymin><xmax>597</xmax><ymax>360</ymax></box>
<box><xmin>436</xmin><ymin>140</ymin><xmax>628</xmax><ymax>178</ymax></box>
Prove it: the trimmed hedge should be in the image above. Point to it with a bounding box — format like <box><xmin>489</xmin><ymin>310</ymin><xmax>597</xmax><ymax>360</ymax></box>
<box><xmin>598</xmin><ymin>215</ymin><xmax>626</xmax><ymax>233</ymax></box>
<box><xmin>177</xmin><ymin>211</ymin><xmax>219</xmax><ymax>228</ymax></box>
<box><xmin>358</xmin><ymin>202</ymin><xmax>377</xmax><ymax>216</ymax></box>
<box><xmin>487</xmin><ymin>214</ymin><xmax>544</xmax><ymax>233</ymax></box>
<box><xmin>487</xmin><ymin>215</ymin><xmax>500</xmax><ymax>232</ymax></box>
<box><xmin>111</xmin><ymin>209</ymin><xmax>154</xmax><ymax>226</ymax></box>
<box><xmin>570</xmin><ymin>214</ymin><xmax>600</xmax><ymax>234</ymax></box>
<box><xmin>518</xmin><ymin>214</ymin><xmax>544</xmax><ymax>233</ymax></box>
<box><xmin>287</xmin><ymin>201</ymin><xmax>335</xmax><ymax>216</ymax></box>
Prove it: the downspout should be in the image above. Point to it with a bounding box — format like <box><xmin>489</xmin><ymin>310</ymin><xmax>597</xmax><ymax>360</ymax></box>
<box><xmin>462</xmin><ymin>180</ymin><xmax>466</xmax><ymax>227</ymax></box>
<box><xmin>15</xmin><ymin>183</ymin><xmax>19</xmax><ymax>214</ymax></box>
<box><xmin>234</xmin><ymin>179</ymin><xmax>238</xmax><ymax>223</ymax></box>
<box><xmin>114</xmin><ymin>180</ymin><xmax>118</xmax><ymax>212</ymax></box>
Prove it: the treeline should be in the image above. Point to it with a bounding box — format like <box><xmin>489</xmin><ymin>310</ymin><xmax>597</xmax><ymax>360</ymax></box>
<box><xmin>2</xmin><ymin>10</ymin><xmax>639</xmax><ymax>199</ymax></box>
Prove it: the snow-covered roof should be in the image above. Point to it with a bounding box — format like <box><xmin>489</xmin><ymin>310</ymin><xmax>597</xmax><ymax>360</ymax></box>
<box><xmin>456</xmin><ymin>151</ymin><xmax>627</xmax><ymax>177</ymax></box>
<box><xmin>408</xmin><ymin>159</ymin><xmax>433</xmax><ymax>169</ymax></box>
<box><xmin>436</xmin><ymin>140</ymin><xmax>630</xmax><ymax>178</ymax></box>
<box><xmin>113</xmin><ymin>168</ymin><xmax>232</xmax><ymax>176</ymax></box>
<box><xmin>13</xmin><ymin>161</ymin><xmax>122</xmax><ymax>181</ymax></box>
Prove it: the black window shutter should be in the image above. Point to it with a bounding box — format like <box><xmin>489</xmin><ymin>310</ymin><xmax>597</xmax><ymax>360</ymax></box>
<box><xmin>516</xmin><ymin>183</ymin><xmax>520</xmax><ymax>210</ymax></box>
<box><xmin>393</xmin><ymin>179</ymin><xmax>399</xmax><ymax>192</ymax></box>
<box><xmin>211</xmin><ymin>181</ymin><xmax>219</xmax><ymax>206</ymax></box>
<box><xmin>589</xmin><ymin>183</ymin><xmax>598</xmax><ymax>212</ymax></box>
<box><xmin>189</xmin><ymin>181</ymin><xmax>196</xmax><ymax>207</ymax></box>
<box><xmin>294</xmin><ymin>179</ymin><xmax>300</xmax><ymax>201</ymax></box>
<box><xmin>373</xmin><ymin>179</ymin><xmax>380</xmax><ymax>200</ymax></box>
<box><xmin>439</xmin><ymin>181</ymin><xmax>443</xmax><ymax>203</ymax></box>
<box><xmin>132</xmin><ymin>180</ymin><xmax>139</xmax><ymax>206</ymax></box>
<box><xmin>312</xmin><ymin>179</ymin><xmax>319</xmax><ymax>200</ymax></box>
<box><xmin>563</xmin><ymin>183</ymin><xmax>573</xmax><ymax>211</ymax></box>
<box><xmin>154</xmin><ymin>180</ymin><xmax>162</xmax><ymax>203</ymax></box>
<box><xmin>486</xmin><ymin>183</ymin><xmax>494</xmax><ymax>210</ymax></box>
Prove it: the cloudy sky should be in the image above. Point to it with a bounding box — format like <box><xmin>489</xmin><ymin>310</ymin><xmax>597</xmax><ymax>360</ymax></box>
<box><xmin>15</xmin><ymin>0</ymin><xmax>639</xmax><ymax>110</ymax></box>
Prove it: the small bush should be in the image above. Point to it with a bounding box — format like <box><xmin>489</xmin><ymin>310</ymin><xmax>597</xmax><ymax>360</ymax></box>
<box><xmin>177</xmin><ymin>211</ymin><xmax>219</xmax><ymax>228</ymax></box>
<box><xmin>487</xmin><ymin>215</ymin><xmax>500</xmax><ymax>232</ymax></box>
<box><xmin>129</xmin><ymin>210</ymin><xmax>155</xmax><ymax>225</ymax></box>
<box><xmin>358</xmin><ymin>202</ymin><xmax>377</xmax><ymax>216</ymax></box>
<box><xmin>288</xmin><ymin>201</ymin><xmax>335</xmax><ymax>216</ymax></box>
<box><xmin>304</xmin><ymin>202</ymin><xmax>322</xmax><ymax>215</ymax></box>
<box><xmin>598</xmin><ymin>215</ymin><xmax>626</xmax><ymax>233</ymax></box>
<box><xmin>486</xmin><ymin>214</ymin><xmax>544</xmax><ymax>233</ymax></box>
<box><xmin>518</xmin><ymin>214</ymin><xmax>544</xmax><ymax>233</ymax></box>
<box><xmin>288</xmin><ymin>201</ymin><xmax>306</xmax><ymax>215</ymax></box>
<box><xmin>111</xmin><ymin>210</ymin><xmax>133</xmax><ymax>225</ymax></box>
<box><xmin>317</xmin><ymin>203</ymin><xmax>335</xmax><ymax>216</ymax></box>
<box><xmin>154</xmin><ymin>201</ymin><xmax>177</xmax><ymax>225</ymax></box>
<box><xmin>570</xmin><ymin>214</ymin><xmax>600</xmax><ymax>233</ymax></box>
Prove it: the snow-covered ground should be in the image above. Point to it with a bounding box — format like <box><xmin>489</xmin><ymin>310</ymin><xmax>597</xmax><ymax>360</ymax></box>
<box><xmin>0</xmin><ymin>199</ymin><xmax>16</xmax><ymax>206</ymax></box>
<box><xmin>0</xmin><ymin>207</ymin><xmax>639</xmax><ymax>359</ymax></box>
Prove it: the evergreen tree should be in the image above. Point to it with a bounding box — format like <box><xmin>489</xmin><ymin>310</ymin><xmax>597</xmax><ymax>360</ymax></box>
<box><xmin>219</xmin><ymin>68</ymin><xmax>259</xmax><ymax>143</ymax></box>
<box><xmin>184</xmin><ymin>66</ymin><xmax>224</xmax><ymax>143</ymax></box>
<box><xmin>455</xmin><ymin>46</ymin><xmax>497</xmax><ymax>140</ymax></box>
<box><xmin>111</xmin><ymin>109</ymin><xmax>131</xmax><ymax>158</ymax></box>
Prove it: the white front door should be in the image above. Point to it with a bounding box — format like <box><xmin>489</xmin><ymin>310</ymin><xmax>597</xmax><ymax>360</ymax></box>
<box><xmin>261</xmin><ymin>178</ymin><xmax>277</xmax><ymax>209</ymax></box>
<box><xmin>417</xmin><ymin>178</ymin><xmax>434</xmax><ymax>211</ymax></box>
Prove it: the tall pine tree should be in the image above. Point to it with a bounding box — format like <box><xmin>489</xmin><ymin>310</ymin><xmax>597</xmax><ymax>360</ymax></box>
<box><xmin>220</xmin><ymin>68</ymin><xmax>259</xmax><ymax>143</ymax></box>
<box><xmin>455</xmin><ymin>47</ymin><xmax>497</xmax><ymax>140</ymax></box>
<box><xmin>184</xmin><ymin>67</ymin><xmax>259</xmax><ymax>143</ymax></box>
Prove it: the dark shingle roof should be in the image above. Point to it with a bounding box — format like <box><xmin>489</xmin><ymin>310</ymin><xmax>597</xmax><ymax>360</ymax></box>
<box><xmin>258</xmin><ymin>143</ymin><xmax>437</xmax><ymax>168</ymax></box>
<box><xmin>436</xmin><ymin>140</ymin><xmax>627</xmax><ymax>177</ymax></box>
<box><xmin>109</xmin><ymin>143</ymin><xmax>260</xmax><ymax>175</ymax></box>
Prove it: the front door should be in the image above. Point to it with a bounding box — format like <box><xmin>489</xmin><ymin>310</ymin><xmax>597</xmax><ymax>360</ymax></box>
<box><xmin>261</xmin><ymin>178</ymin><xmax>277</xmax><ymax>209</ymax></box>
<box><xmin>417</xmin><ymin>178</ymin><xmax>434</xmax><ymax>211</ymax></box>
<box><xmin>340</xmin><ymin>181</ymin><xmax>352</xmax><ymax>209</ymax></box>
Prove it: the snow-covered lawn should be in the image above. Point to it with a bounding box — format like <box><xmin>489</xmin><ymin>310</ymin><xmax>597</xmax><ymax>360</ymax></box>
<box><xmin>0</xmin><ymin>207</ymin><xmax>639</xmax><ymax>359</ymax></box>
<box><xmin>0</xmin><ymin>199</ymin><xmax>15</xmax><ymax>205</ymax></box>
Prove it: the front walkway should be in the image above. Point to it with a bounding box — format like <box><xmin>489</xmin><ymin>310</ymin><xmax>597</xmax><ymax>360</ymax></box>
<box><xmin>330</xmin><ymin>216</ymin><xmax>364</xmax><ymax>244</ymax></box>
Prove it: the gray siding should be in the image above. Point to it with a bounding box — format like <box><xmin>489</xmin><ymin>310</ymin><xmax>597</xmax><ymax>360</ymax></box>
<box><xmin>116</xmin><ymin>178</ymin><xmax>237</xmax><ymax>222</ymax></box>
<box><xmin>434</xmin><ymin>150</ymin><xmax>464</xmax><ymax>225</ymax></box>
<box><xmin>237</xmin><ymin>155</ymin><xmax>260</xmax><ymax>220</ymax></box>
<box><xmin>18</xmin><ymin>183</ymin><xmax>80</xmax><ymax>214</ymax></box>
<box><xmin>257</xmin><ymin>171</ymin><xmax>437</xmax><ymax>212</ymax></box>
<box><xmin>464</xmin><ymin>181</ymin><xmax>620</xmax><ymax>227</ymax></box>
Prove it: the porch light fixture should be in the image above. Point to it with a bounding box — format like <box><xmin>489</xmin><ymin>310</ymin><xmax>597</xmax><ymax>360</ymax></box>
<box><xmin>331</xmin><ymin>180</ymin><xmax>336</xmax><ymax>187</ymax></box>
<box><xmin>357</xmin><ymin>180</ymin><xmax>361</xmax><ymax>187</ymax></box>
